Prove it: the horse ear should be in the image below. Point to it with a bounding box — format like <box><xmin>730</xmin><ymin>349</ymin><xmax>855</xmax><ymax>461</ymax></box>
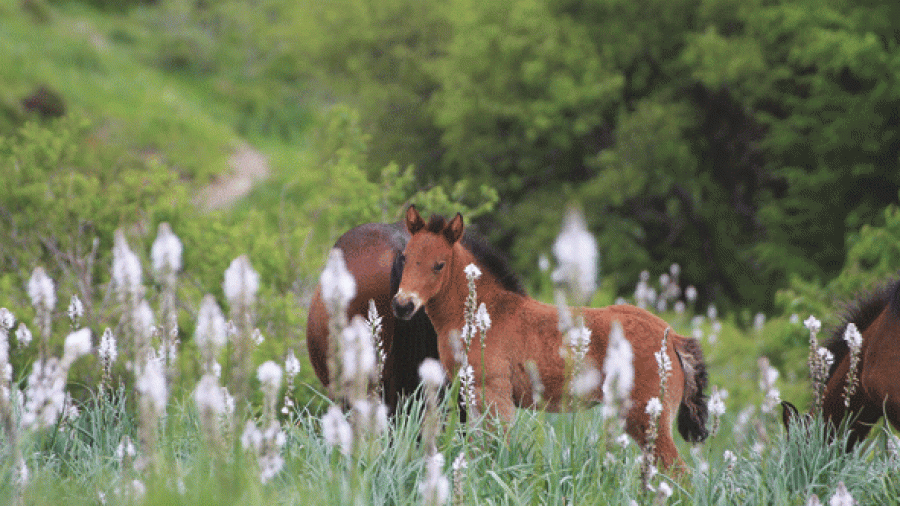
<box><xmin>444</xmin><ymin>212</ymin><xmax>464</xmax><ymax>244</ymax></box>
<box><xmin>406</xmin><ymin>205</ymin><xmax>425</xmax><ymax>234</ymax></box>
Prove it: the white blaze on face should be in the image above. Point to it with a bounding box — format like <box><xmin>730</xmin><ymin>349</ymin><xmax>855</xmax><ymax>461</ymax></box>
<box><xmin>395</xmin><ymin>288</ymin><xmax>424</xmax><ymax>314</ymax></box>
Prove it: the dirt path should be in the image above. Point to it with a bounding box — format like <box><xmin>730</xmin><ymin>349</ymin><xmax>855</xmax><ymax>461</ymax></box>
<box><xmin>195</xmin><ymin>144</ymin><xmax>271</xmax><ymax>211</ymax></box>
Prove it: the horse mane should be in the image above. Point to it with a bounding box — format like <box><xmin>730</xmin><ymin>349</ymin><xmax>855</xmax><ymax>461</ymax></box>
<box><xmin>423</xmin><ymin>214</ymin><xmax>527</xmax><ymax>296</ymax></box>
<box><xmin>824</xmin><ymin>275</ymin><xmax>900</xmax><ymax>378</ymax></box>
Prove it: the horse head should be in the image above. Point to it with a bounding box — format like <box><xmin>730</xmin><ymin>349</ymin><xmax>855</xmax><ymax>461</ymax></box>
<box><xmin>392</xmin><ymin>205</ymin><xmax>464</xmax><ymax>320</ymax></box>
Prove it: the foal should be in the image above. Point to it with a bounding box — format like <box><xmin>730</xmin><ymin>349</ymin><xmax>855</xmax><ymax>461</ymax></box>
<box><xmin>392</xmin><ymin>206</ymin><xmax>708</xmax><ymax>468</ymax></box>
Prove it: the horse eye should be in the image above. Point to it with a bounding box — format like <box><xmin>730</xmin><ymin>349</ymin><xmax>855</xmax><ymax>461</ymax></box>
<box><xmin>433</xmin><ymin>261</ymin><xmax>445</xmax><ymax>272</ymax></box>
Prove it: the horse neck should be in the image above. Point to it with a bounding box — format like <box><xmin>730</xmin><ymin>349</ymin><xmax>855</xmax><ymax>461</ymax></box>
<box><xmin>425</xmin><ymin>244</ymin><xmax>505</xmax><ymax>336</ymax></box>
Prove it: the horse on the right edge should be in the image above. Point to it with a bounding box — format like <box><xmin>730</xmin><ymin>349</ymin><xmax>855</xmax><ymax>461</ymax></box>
<box><xmin>782</xmin><ymin>277</ymin><xmax>900</xmax><ymax>449</ymax></box>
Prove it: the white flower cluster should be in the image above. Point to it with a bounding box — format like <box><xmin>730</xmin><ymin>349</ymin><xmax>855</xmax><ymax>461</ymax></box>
<box><xmin>27</xmin><ymin>267</ymin><xmax>57</xmax><ymax>312</ymax></box>
<box><xmin>22</xmin><ymin>358</ymin><xmax>66</xmax><ymax>430</ymax></box>
<box><xmin>150</xmin><ymin>222</ymin><xmax>183</xmax><ymax>277</ymax></box>
<box><xmin>241</xmin><ymin>420</ymin><xmax>286</xmax><ymax>484</ymax></box>
<box><xmin>223</xmin><ymin>255</ymin><xmax>260</xmax><ymax>309</ymax></box>
<box><xmin>419</xmin><ymin>453</ymin><xmax>449</xmax><ymax>506</ymax></box>
<box><xmin>112</xmin><ymin>231</ymin><xmax>143</xmax><ymax>298</ymax></box>
<box><xmin>552</xmin><ymin>207</ymin><xmax>598</xmax><ymax>304</ymax></box>
<box><xmin>757</xmin><ymin>357</ymin><xmax>781</xmax><ymax>414</ymax></box>
<box><xmin>321</xmin><ymin>406</ymin><xmax>353</xmax><ymax>456</ymax></box>
<box><xmin>137</xmin><ymin>357</ymin><xmax>168</xmax><ymax>416</ymax></box>
<box><xmin>320</xmin><ymin>248</ymin><xmax>355</xmax><ymax>311</ymax></box>
<box><xmin>196</xmin><ymin>295</ymin><xmax>227</xmax><ymax>360</ymax></box>
<box><xmin>602</xmin><ymin>321</ymin><xmax>634</xmax><ymax>418</ymax></box>
<box><xmin>341</xmin><ymin>316</ymin><xmax>377</xmax><ymax>383</ymax></box>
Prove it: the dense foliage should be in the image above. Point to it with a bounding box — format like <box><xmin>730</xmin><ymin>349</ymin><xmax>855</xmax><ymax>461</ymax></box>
<box><xmin>290</xmin><ymin>0</ymin><xmax>900</xmax><ymax>309</ymax></box>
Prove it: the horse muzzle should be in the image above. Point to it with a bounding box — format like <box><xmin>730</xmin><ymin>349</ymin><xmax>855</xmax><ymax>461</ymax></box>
<box><xmin>392</xmin><ymin>290</ymin><xmax>422</xmax><ymax>320</ymax></box>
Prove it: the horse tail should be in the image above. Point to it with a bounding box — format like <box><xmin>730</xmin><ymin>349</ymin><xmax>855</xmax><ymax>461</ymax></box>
<box><xmin>674</xmin><ymin>335</ymin><xmax>710</xmax><ymax>443</ymax></box>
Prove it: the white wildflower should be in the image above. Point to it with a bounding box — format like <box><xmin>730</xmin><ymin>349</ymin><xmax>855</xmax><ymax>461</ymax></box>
<box><xmin>829</xmin><ymin>481</ymin><xmax>856</xmax><ymax>506</ymax></box>
<box><xmin>257</xmin><ymin>361</ymin><xmax>283</xmax><ymax>391</ymax></box>
<box><xmin>569</xmin><ymin>367</ymin><xmax>601</xmax><ymax>398</ymax></box>
<box><xmin>151</xmin><ymin>222</ymin><xmax>183</xmax><ymax>275</ymax></box>
<box><xmin>99</xmin><ymin>328</ymin><xmax>117</xmax><ymax>364</ymax></box>
<box><xmin>112</xmin><ymin>231</ymin><xmax>142</xmax><ymax>296</ymax></box>
<box><xmin>645</xmin><ymin>397</ymin><xmax>663</xmax><ymax>418</ymax></box>
<box><xmin>754</xmin><ymin>312</ymin><xmax>766</xmax><ymax>331</ymax></box>
<box><xmin>116</xmin><ymin>436</ymin><xmax>137</xmax><ymax>462</ymax></box>
<box><xmin>22</xmin><ymin>357</ymin><xmax>66</xmax><ymax>429</ymax></box>
<box><xmin>27</xmin><ymin>267</ymin><xmax>56</xmax><ymax>310</ymax></box>
<box><xmin>475</xmin><ymin>302</ymin><xmax>491</xmax><ymax>332</ymax></box>
<box><xmin>419</xmin><ymin>358</ymin><xmax>445</xmax><ymax>389</ymax></box>
<box><xmin>251</xmin><ymin>328</ymin><xmax>264</xmax><ymax>346</ymax></box>
<box><xmin>804</xmin><ymin>315</ymin><xmax>822</xmax><ymax>333</ymax></box>
<box><xmin>807</xmin><ymin>495</ymin><xmax>823</xmax><ymax>506</ymax></box>
<box><xmin>15</xmin><ymin>323</ymin><xmax>32</xmax><ymax>347</ymax></box>
<box><xmin>137</xmin><ymin>357</ymin><xmax>167</xmax><ymax>414</ymax></box>
<box><xmin>319</xmin><ymin>249</ymin><xmax>355</xmax><ymax>309</ymax></box>
<box><xmin>284</xmin><ymin>350</ymin><xmax>301</xmax><ymax>378</ymax></box>
<box><xmin>723</xmin><ymin>450</ymin><xmax>737</xmax><ymax>467</ymax></box>
<box><xmin>685</xmin><ymin>285</ymin><xmax>697</xmax><ymax>302</ymax></box>
<box><xmin>321</xmin><ymin>406</ymin><xmax>353</xmax><ymax>456</ymax></box>
<box><xmin>464</xmin><ymin>263</ymin><xmax>481</xmax><ymax>280</ymax></box>
<box><xmin>196</xmin><ymin>294</ymin><xmax>227</xmax><ymax>353</ymax></box>
<box><xmin>133</xmin><ymin>300</ymin><xmax>155</xmax><ymax>339</ymax></box>
<box><xmin>708</xmin><ymin>389</ymin><xmax>727</xmax><ymax>416</ymax></box>
<box><xmin>67</xmin><ymin>294</ymin><xmax>84</xmax><ymax>322</ymax></box>
<box><xmin>63</xmin><ymin>328</ymin><xmax>92</xmax><ymax>363</ymax></box>
<box><xmin>452</xmin><ymin>452</ymin><xmax>468</xmax><ymax>472</ymax></box>
<box><xmin>657</xmin><ymin>481</ymin><xmax>673</xmax><ymax>498</ymax></box>
<box><xmin>223</xmin><ymin>255</ymin><xmax>260</xmax><ymax>308</ymax></box>
<box><xmin>707</xmin><ymin>304</ymin><xmax>718</xmax><ymax>321</ymax></box>
<box><xmin>655</xmin><ymin>348</ymin><xmax>672</xmax><ymax>374</ymax></box>
<box><xmin>817</xmin><ymin>347</ymin><xmax>834</xmax><ymax>369</ymax></box>
<box><xmin>552</xmin><ymin>207</ymin><xmax>598</xmax><ymax>303</ymax></box>
<box><xmin>843</xmin><ymin>323</ymin><xmax>862</xmax><ymax>349</ymax></box>
<box><xmin>419</xmin><ymin>453</ymin><xmax>449</xmax><ymax>506</ymax></box>
<box><xmin>602</xmin><ymin>321</ymin><xmax>634</xmax><ymax>409</ymax></box>
<box><xmin>341</xmin><ymin>316</ymin><xmax>376</xmax><ymax>381</ymax></box>
<box><xmin>0</xmin><ymin>308</ymin><xmax>14</xmax><ymax>330</ymax></box>
<box><xmin>194</xmin><ymin>374</ymin><xmax>227</xmax><ymax>415</ymax></box>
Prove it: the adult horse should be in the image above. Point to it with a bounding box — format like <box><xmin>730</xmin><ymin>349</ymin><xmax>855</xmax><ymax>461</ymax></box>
<box><xmin>782</xmin><ymin>277</ymin><xmax>900</xmax><ymax>449</ymax></box>
<box><xmin>392</xmin><ymin>206</ymin><xmax>709</xmax><ymax>468</ymax></box>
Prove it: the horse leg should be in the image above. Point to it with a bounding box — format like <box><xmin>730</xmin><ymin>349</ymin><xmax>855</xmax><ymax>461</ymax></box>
<box><xmin>477</xmin><ymin>374</ymin><xmax>516</xmax><ymax>424</ymax></box>
<box><xmin>624</xmin><ymin>405</ymin><xmax>684</xmax><ymax>471</ymax></box>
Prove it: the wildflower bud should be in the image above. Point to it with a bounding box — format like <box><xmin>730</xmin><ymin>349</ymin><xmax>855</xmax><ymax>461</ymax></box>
<box><xmin>319</xmin><ymin>249</ymin><xmax>355</xmax><ymax>310</ymax></box>
<box><xmin>151</xmin><ymin>222</ymin><xmax>183</xmax><ymax>276</ymax></box>
<box><xmin>67</xmin><ymin>295</ymin><xmax>84</xmax><ymax>323</ymax></box>
<box><xmin>419</xmin><ymin>359</ymin><xmax>445</xmax><ymax>389</ymax></box>
<box><xmin>63</xmin><ymin>328</ymin><xmax>92</xmax><ymax>363</ymax></box>
<box><xmin>223</xmin><ymin>255</ymin><xmax>260</xmax><ymax>309</ymax></box>
<box><xmin>552</xmin><ymin>206</ymin><xmax>598</xmax><ymax>304</ymax></box>
<box><xmin>284</xmin><ymin>350</ymin><xmax>301</xmax><ymax>378</ymax></box>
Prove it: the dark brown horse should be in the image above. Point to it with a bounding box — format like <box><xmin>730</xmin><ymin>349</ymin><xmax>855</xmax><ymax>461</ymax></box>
<box><xmin>782</xmin><ymin>278</ymin><xmax>900</xmax><ymax>449</ymax></box>
<box><xmin>392</xmin><ymin>206</ymin><xmax>709</xmax><ymax>468</ymax></box>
